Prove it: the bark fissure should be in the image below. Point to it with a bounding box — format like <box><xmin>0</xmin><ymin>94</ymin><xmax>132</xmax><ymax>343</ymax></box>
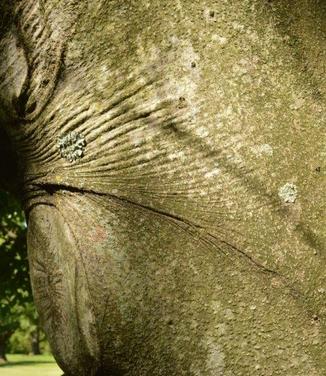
<box><xmin>13</xmin><ymin>0</ymin><xmax>65</xmax><ymax>121</ymax></box>
<box><xmin>31</xmin><ymin>182</ymin><xmax>306</xmax><ymax>303</ymax></box>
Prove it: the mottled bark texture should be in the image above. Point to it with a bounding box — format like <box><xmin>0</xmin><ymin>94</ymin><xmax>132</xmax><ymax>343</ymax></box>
<box><xmin>0</xmin><ymin>1</ymin><xmax>325</xmax><ymax>375</ymax></box>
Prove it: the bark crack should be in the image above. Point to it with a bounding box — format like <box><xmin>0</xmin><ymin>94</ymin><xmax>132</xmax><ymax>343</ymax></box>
<box><xmin>31</xmin><ymin>182</ymin><xmax>306</xmax><ymax>303</ymax></box>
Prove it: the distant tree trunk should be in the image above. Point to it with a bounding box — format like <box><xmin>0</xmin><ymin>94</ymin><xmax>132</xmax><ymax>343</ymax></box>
<box><xmin>0</xmin><ymin>343</ymin><xmax>7</xmax><ymax>363</ymax></box>
<box><xmin>0</xmin><ymin>332</ymin><xmax>11</xmax><ymax>363</ymax></box>
<box><xmin>31</xmin><ymin>326</ymin><xmax>41</xmax><ymax>355</ymax></box>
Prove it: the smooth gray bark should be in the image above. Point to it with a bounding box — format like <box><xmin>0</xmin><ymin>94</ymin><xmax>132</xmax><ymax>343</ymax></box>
<box><xmin>0</xmin><ymin>1</ymin><xmax>325</xmax><ymax>375</ymax></box>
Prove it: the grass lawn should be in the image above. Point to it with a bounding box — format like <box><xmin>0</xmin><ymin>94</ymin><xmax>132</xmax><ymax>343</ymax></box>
<box><xmin>0</xmin><ymin>354</ymin><xmax>62</xmax><ymax>376</ymax></box>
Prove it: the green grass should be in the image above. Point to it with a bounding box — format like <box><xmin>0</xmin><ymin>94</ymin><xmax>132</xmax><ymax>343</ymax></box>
<box><xmin>0</xmin><ymin>354</ymin><xmax>62</xmax><ymax>376</ymax></box>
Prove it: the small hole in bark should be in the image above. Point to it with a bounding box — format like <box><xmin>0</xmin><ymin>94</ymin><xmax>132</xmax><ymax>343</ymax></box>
<box><xmin>49</xmin><ymin>113</ymin><xmax>56</xmax><ymax>122</ymax></box>
<box><xmin>178</xmin><ymin>97</ymin><xmax>187</xmax><ymax>109</ymax></box>
<box><xmin>209</xmin><ymin>10</ymin><xmax>215</xmax><ymax>18</ymax></box>
<box><xmin>315</xmin><ymin>166</ymin><xmax>321</xmax><ymax>172</ymax></box>
<box><xmin>191</xmin><ymin>61</ymin><xmax>197</xmax><ymax>68</ymax></box>
<box><xmin>26</xmin><ymin>101</ymin><xmax>37</xmax><ymax>114</ymax></box>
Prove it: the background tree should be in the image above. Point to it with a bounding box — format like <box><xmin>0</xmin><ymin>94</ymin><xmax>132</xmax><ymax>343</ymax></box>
<box><xmin>7</xmin><ymin>301</ymin><xmax>50</xmax><ymax>355</ymax></box>
<box><xmin>0</xmin><ymin>191</ymin><xmax>31</xmax><ymax>362</ymax></box>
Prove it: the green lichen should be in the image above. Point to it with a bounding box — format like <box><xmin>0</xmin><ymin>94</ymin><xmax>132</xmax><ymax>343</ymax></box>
<box><xmin>58</xmin><ymin>131</ymin><xmax>86</xmax><ymax>163</ymax></box>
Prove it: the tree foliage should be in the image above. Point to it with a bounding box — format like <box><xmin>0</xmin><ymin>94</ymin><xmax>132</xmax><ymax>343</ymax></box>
<box><xmin>8</xmin><ymin>301</ymin><xmax>50</xmax><ymax>355</ymax></box>
<box><xmin>0</xmin><ymin>190</ymin><xmax>32</xmax><ymax>359</ymax></box>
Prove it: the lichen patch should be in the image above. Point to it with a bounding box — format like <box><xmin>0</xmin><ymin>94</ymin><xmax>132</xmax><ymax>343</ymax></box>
<box><xmin>251</xmin><ymin>144</ymin><xmax>273</xmax><ymax>157</ymax></box>
<box><xmin>278</xmin><ymin>183</ymin><xmax>298</xmax><ymax>203</ymax></box>
<box><xmin>58</xmin><ymin>131</ymin><xmax>86</xmax><ymax>163</ymax></box>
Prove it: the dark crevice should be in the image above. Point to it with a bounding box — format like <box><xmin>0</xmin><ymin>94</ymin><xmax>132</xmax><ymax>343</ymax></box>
<box><xmin>0</xmin><ymin>127</ymin><xmax>22</xmax><ymax>198</ymax></box>
<box><xmin>12</xmin><ymin>2</ymin><xmax>66</xmax><ymax>123</ymax></box>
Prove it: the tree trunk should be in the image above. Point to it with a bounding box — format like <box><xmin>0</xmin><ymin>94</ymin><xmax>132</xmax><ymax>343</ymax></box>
<box><xmin>0</xmin><ymin>343</ymin><xmax>7</xmax><ymax>364</ymax></box>
<box><xmin>0</xmin><ymin>332</ymin><xmax>11</xmax><ymax>364</ymax></box>
<box><xmin>0</xmin><ymin>1</ymin><xmax>325</xmax><ymax>375</ymax></box>
<box><xmin>31</xmin><ymin>326</ymin><xmax>41</xmax><ymax>355</ymax></box>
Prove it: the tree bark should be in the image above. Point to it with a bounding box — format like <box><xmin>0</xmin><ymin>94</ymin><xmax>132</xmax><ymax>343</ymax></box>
<box><xmin>0</xmin><ymin>1</ymin><xmax>325</xmax><ymax>375</ymax></box>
